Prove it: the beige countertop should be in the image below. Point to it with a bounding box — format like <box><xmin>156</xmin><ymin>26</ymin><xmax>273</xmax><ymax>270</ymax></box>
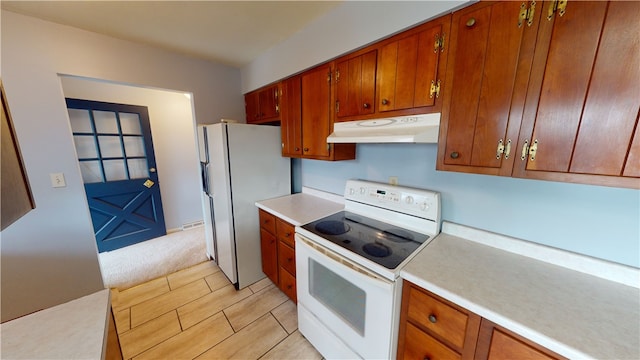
<box><xmin>401</xmin><ymin>221</ymin><xmax>640</xmax><ymax>360</ymax></box>
<box><xmin>0</xmin><ymin>289</ymin><xmax>111</xmax><ymax>360</ymax></box>
<box><xmin>255</xmin><ymin>187</ymin><xmax>344</xmax><ymax>226</ymax></box>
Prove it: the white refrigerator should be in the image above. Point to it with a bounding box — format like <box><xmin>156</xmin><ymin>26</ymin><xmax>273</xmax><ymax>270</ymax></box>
<box><xmin>198</xmin><ymin>122</ymin><xmax>291</xmax><ymax>289</ymax></box>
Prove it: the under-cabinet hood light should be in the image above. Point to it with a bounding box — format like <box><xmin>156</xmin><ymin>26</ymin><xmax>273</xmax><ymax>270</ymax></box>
<box><xmin>326</xmin><ymin>113</ymin><xmax>441</xmax><ymax>143</ymax></box>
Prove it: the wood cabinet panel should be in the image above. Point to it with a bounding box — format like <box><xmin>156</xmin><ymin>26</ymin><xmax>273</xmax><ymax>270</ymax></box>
<box><xmin>245</xmin><ymin>83</ymin><xmax>280</xmax><ymax>124</ymax></box>
<box><xmin>512</xmin><ymin>1</ymin><xmax>640</xmax><ymax>188</ymax></box>
<box><xmin>278</xmin><ymin>241</ymin><xmax>295</xmax><ymax>276</ymax></box>
<box><xmin>623</xmin><ymin>121</ymin><xmax>640</xmax><ymax>177</ymax></box>
<box><xmin>406</xmin><ymin>284</ymin><xmax>472</xmax><ymax>351</ymax></box>
<box><xmin>258</xmin><ymin>209</ymin><xmax>297</xmax><ymax>303</ymax></box>
<box><xmin>278</xmin><ymin>266</ymin><xmax>297</xmax><ymax>303</ymax></box>
<box><xmin>475</xmin><ymin>319</ymin><xmax>565</xmax><ymax>360</ymax></box>
<box><xmin>258</xmin><ymin>209</ymin><xmax>276</xmax><ymax>235</ymax></box>
<box><xmin>439</xmin><ymin>1</ymin><xmax>538</xmax><ymax>173</ymax></box>
<box><xmin>398</xmin><ymin>281</ymin><xmax>480</xmax><ymax>360</ymax></box>
<box><xmin>398</xmin><ymin>280</ymin><xmax>564</xmax><ymax>360</ymax></box>
<box><xmin>275</xmin><ymin>217</ymin><xmax>295</xmax><ymax>248</ymax></box>
<box><xmin>280</xmin><ymin>76</ymin><xmax>302</xmax><ymax>157</ymax></box>
<box><xmin>335</xmin><ymin>50</ymin><xmax>376</xmax><ymax>119</ymax></box>
<box><xmin>1</xmin><ymin>83</ymin><xmax>35</xmax><ymax>230</ymax></box>
<box><xmin>377</xmin><ymin>17</ymin><xmax>448</xmax><ymax>114</ymax></box>
<box><xmin>301</xmin><ymin>65</ymin><xmax>332</xmax><ymax>158</ymax></box>
<box><xmin>401</xmin><ymin>322</ymin><xmax>461</xmax><ymax>360</ymax></box>
<box><xmin>259</xmin><ymin>228</ymin><xmax>278</xmax><ymax>285</ymax></box>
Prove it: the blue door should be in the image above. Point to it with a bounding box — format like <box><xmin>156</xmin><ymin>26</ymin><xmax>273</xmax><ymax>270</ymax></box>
<box><xmin>66</xmin><ymin>98</ymin><xmax>166</xmax><ymax>252</ymax></box>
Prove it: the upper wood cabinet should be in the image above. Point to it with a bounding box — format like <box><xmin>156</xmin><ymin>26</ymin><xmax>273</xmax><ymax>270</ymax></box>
<box><xmin>334</xmin><ymin>49</ymin><xmax>377</xmax><ymax>120</ymax></box>
<box><xmin>438</xmin><ymin>0</ymin><xmax>639</xmax><ymax>189</ymax></box>
<box><xmin>512</xmin><ymin>0</ymin><xmax>640</xmax><ymax>188</ymax></box>
<box><xmin>296</xmin><ymin>63</ymin><xmax>355</xmax><ymax>161</ymax></box>
<box><xmin>280</xmin><ymin>75</ymin><xmax>303</xmax><ymax>157</ymax></box>
<box><xmin>245</xmin><ymin>83</ymin><xmax>281</xmax><ymax>124</ymax></box>
<box><xmin>438</xmin><ymin>0</ymin><xmax>540</xmax><ymax>176</ymax></box>
<box><xmin>1</xmin><ymin>83</ymin><xmax>35</xmax><ymax>230</ymax></box>
<box><xmin>376</xmin><ymin>15</ymin><xmax>451</xmax><ymax>116</ymax></box>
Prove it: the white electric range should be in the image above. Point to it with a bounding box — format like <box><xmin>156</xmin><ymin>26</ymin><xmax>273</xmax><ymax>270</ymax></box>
<box><xmin>295</xmin><ymin>179</ymin><xmax>441</xmax><ymax>359</ymax></box>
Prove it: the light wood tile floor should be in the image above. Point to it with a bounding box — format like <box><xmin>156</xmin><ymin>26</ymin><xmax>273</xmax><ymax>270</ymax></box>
<box><xmin>110</xmin><ymin>260</ymin><xmax>322</xmax><ymax>360</ymax></box>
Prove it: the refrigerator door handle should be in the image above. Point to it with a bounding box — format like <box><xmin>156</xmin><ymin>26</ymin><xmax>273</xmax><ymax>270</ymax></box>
<box><xmin>200</xmin><ymin>161</ymin><xmax>210</xmax><ymax>194</ymax></box>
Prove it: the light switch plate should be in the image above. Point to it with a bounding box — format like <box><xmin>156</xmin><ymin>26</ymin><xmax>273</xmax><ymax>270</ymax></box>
<box><xmin>50</xmin><ymin>172</ymin><xmax>66</xmax><ymax>188</ymax></box>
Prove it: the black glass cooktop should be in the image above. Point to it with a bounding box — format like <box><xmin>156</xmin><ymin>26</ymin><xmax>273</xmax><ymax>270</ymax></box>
<box><xmin>301</xmin><ymin>211</ymin><xmax>429</xmax><ymax>269</ymax></box>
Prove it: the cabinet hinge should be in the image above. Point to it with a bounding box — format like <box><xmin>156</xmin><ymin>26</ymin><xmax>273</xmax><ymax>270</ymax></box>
<box><xmin>518</xmin><ymin>1</ymin><xmax>536</xmax><ymax>28</ymax></box>
<box><xmin>327</xmin><ymin>70</ymin><xmax>332</xmax><ymax>83</ymax></box>
<box><xmin>429</xmin><ymin>79</ymin><xmax>441</xmax><ymax>98</ymax></box>
<box><xmin>335</xmin><ymin>69</ymin><xmax>340</xmax><ymax>83</ymax></box>
<box><xmin>335</xmin><ymin>100</ymin><xmax>340</xmax><ymax>113</ymax></box>
<box><xmin>433</xmin><ymin>33</ymin><xmax>445</xmax><ymax>53</ymax></box>
<box><xmin>547</xmin><ymin>0</ymin><xmax>567</xmax><ymax>21</ymax></box>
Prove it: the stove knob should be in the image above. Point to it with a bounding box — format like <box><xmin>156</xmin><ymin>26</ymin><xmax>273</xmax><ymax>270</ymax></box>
<box><xmin>349</xmin><ymin>188</ymin><xmax>355</xmax><ymax>195</ymax></box>
<box><xmin>421</xmin><ymin>202</ymin><xmax>429</xmax><ymax>211</ymax></box>
<box><xmin>360</xmin><ymin>187</ymin><xmax>366</xmax><ymax>195</ymax></box>
<box><xmin>405</xmin><ymin>196</ymin><xmax>414</xmax><ymax>204</ymax></box>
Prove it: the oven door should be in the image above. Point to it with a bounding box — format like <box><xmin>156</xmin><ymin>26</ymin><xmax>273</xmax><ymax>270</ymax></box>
<box><xmin>296</xmin><ymin>233</ymin><xmax>397</xmax><ymax>359</ymax></box>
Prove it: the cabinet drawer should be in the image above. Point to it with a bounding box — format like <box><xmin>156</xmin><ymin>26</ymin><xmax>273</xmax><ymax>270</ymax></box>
<box><xmin>278</xmin><ymin>241</ymin><xmax>296</xmax><ymax>276</ymax></box>
<box><xmin>258</xmin><ymin>209</ymin><xmax>276</xmax><ymax>234</ymax></box>
<box><xmin>402</xmin><ymin>322</ymin><xmax>460</xmax><ymax>360</ymax></box>
<box><xmin>279</xmin><ymin>266</ymin><xmax>297</xmax><ymax>303</ymax></box>
<box><xmin>276</xmin><ymin>218</ymin><xmax>295</xmax><ymax>247</ymax></box>
<box><xmin>407</xmin><ymin>285</ymin><xmax>470</xmax><ymax>350</ymax></box>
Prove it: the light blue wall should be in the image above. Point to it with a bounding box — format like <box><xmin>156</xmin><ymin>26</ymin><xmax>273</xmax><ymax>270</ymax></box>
<box><xmin>301</xmin><ymin>144</ymin><xmax>640</xmax><ymax>268</ymax></box>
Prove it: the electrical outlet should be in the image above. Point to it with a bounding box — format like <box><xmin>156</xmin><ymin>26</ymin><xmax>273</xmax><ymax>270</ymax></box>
<box><xmin>389</xmin><ymin>176</ymin><xmax>398</xmax><ymax>185</ymax></box>
<box><xmin>50</xmin><ymin>172</ymin><xmax>66</xmax><ymax>188</ymax></box>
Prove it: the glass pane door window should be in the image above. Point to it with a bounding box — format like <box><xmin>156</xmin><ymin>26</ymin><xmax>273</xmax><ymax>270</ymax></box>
<box><xmin>67</xmin><ymin>107</ymin><xmax>150</xmax><ymax>183</ymax></box>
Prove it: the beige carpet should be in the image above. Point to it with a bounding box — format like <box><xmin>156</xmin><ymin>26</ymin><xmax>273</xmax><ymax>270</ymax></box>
<box><xmin>98</xmin><ymin>226</ymin><xmax>209</xmax><ymax>290</ymax></box>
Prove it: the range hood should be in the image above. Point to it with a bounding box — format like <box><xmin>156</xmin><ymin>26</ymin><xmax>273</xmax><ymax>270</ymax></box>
<box><xmin>326</xmin><ymin>113</ymin><xmax>440</xmax><ymax>143</ymax></box>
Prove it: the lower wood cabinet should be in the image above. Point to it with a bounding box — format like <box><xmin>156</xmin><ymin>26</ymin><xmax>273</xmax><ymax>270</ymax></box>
<box><xmin>397</xmin><ymin>280</ymin><xmax>565</xmax><ymax>360</ymax></box>
<box><xmin>258</xmin><ymin>209</ymin><xmax>297</xmax><ymax>303</ymax></box>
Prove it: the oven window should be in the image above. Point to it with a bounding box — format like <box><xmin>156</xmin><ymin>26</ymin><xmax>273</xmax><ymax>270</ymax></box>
<box><xmin>309</xmin><ymin>258</ymin><xmax>366</xmax><ymax>336</ymax></box>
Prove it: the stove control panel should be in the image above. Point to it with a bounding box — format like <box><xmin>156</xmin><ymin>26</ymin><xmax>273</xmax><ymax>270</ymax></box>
<box><xmin>344</xmin><ymin>179</ymin><xmax>440</xmax><ymax>221</ymax></box>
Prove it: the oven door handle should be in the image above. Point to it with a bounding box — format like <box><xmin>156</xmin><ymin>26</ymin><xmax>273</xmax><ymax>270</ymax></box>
<box><xmin>298</xmin><ymin>235</ymin><xmax>389</xmax><ymax>283</ymax></box>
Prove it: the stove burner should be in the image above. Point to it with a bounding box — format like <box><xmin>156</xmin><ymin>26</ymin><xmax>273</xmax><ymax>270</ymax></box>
<box><xmin>362</xmin><ymin>242</ymin><xmax>391</xmax><ymax>257</ymax></box>
<box><xmin>315</xmin><ymin>221</ymin><xmax>351</xmax><ymax>235</ymax></box>
<box><xmin>383</xmin><ymin>228</ymin><xmax>415</xmax><ymax>242</ymax></box>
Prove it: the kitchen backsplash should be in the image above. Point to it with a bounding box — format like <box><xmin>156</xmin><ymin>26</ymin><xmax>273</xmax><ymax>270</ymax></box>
<box><xmin>300</xmin><ymin>143</ymin><xmax>640</xmax><ymax>269</ymax></box>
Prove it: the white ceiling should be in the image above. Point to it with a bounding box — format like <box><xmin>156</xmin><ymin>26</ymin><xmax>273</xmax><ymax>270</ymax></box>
<box><xmin>1</xmin><ymin>1</ymin><xmax>342</xmax><ymax>68</ymax></box>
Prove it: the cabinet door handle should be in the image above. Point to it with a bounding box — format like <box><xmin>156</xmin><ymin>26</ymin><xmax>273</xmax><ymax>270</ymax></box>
<box><xmin>466</xmin><ymin>17</ymin><xmax>476</xmax><ymax>27</ymax></box>
<box><xmin>363</xmin><ymin>103</ymin><xmax>370</xmax><ymax>109</ymax></box>
<box><xmin>303</xmin><ymin>147</ymin><xmax>309</xmax><ymax>152</ymax></box>
<box><xmin>428</xmin><ymin>314</ymin><xmax>437</xmax><ymax>323</ymax></box>
<box><xmin>450</xmin><ymin>151</ymin><xmax>460</xmax><ymax>159</ymax></box>
<box><xmin>521</xmin><ymin>140</ymin><xmax>529</xmax><ymax>160</ymax></box>
<box><xmin>381</xmin><ymin>99</ymin><xmax>389</xmax><ymax>105</ymax></box>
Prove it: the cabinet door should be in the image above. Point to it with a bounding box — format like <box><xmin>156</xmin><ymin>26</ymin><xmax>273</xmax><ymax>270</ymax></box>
<box><xmin>475</xmin><ymin>319</ymin><xmax>565</xmax><ymax>360</ymax></box>
<box><xmin>1</xmin><ymin>84</ymin><xmax>35</xmax><ymax>230</ymax></box>
<box><xmin>281</xmin><ymin>76</ymin><xmax>303</xmax><ymax>157</ymax></box>
<box><xmin>259</xmin><ymin>228</ymin><xmax>278</xmax><ymax>285</ymax></box>
<box><xmin>438</xmin><ymin>1</ymin><xmax>540</xmax><ymax>175</ymax></box>
<box><xmin>259</xmin><ymin>84</ymin><xmax>280</xmax><ymax>121</ymax></box>
<box><xmin>335</xmin><ymin>50</ymin><xmax>377</xmax><ymax>119</ymax></box>
<box><xmin>515</xmin><ymin>1</ymin><xmax>640</xmax><ymax>188</ymax></box>
<box><xmin>301</xmin><ymin>64</ymin><xmax>332</xmax><ymax>158</ymax></box>
<box><xmin>377</xmin><ymin>16</ymin><xmax>449</xmax><ymax>113</ymax></box>
<box><xmin>244</xmin><ymin>91</ymin><xmax>260</xmax><ymax>124</ymax></box>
